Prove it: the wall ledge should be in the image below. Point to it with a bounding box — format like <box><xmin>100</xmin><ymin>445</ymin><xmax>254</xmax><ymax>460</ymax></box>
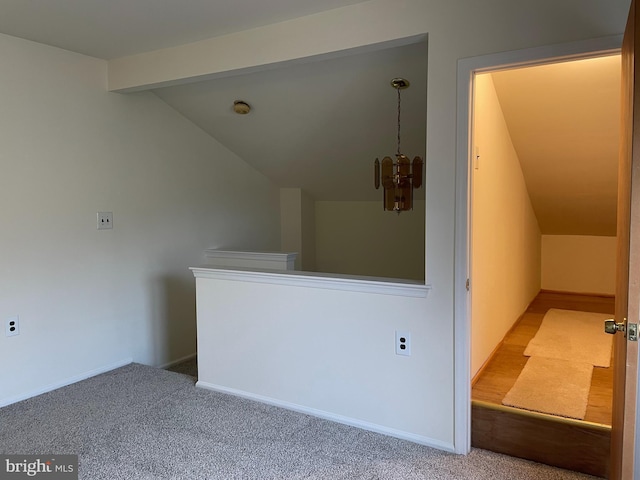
<box><xmin>190</xmin><ymin>266</ymin><xmax>430</xmax><ymax>298</ymax></box>
<box><xmin>204</xmin><ymin>249</ymin><xmax>297</xmax><ymax>270</ymax></box>
<box><xmin>204</xmin><ymin>249</ymin><xmax>297</xmax><ymax>263</ymax></box>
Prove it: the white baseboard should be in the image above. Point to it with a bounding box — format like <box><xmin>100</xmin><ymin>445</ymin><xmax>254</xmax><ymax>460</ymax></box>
<box><xmin>157</xmin><ymin>352</ymin><xmax>197</xmax><ymax>370</ymax></box>
<box><xmin>196</xmin><ymin>380</ymin><xmax>455</xmax><ymax>453</ymax></box>
<box><xmin>0</xmin><ymin>358</ymin><xmax>133</xmax><ymax>408</ymax></box>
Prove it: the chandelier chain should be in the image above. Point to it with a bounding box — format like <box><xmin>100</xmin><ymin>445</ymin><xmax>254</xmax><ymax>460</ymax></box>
<box><xmin>396</xmin><ymin>87</ymin><xmax>401</xmax><ymax>156</ymax></box>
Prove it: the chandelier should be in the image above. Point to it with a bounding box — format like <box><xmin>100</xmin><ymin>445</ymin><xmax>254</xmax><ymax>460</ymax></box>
<box><xmin>374</xmin><ymin>78</ymin><xmax>423</xmax><ymax>213</ymax></box>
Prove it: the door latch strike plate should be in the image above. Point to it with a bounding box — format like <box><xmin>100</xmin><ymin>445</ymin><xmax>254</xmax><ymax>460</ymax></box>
<box><xmin>629</xmin><ymin>323</ymin><xmax>638</xmax><ymax>342</ymax></box>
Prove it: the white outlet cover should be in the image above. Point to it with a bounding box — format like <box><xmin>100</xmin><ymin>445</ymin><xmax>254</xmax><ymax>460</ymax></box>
<box><xmin>6</xmin><ymin>315</ymin><xmax>19</xmax><ymax>337</ymax></box>
<box><xmin>97</xmin><ymin>211</ymin><xmax>113</xmax><ymax>230</ymax></box>
<box><xmin>395</xmin><ymin>330</ymin><xmax>411</xmax><ymax>356</ymax></box>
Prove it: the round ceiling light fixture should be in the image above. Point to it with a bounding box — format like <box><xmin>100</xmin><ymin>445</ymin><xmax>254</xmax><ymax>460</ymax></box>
<box><xmin>233</xmin><ymin>100</ymin><xmax>251</xmax><ymax>114</ymax></box>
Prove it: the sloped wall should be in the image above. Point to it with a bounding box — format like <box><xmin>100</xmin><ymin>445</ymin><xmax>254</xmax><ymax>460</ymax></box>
<box><xmin>471</xmin><ymin>73</ymin><xmax>542</xmax><ymax>377</ymax></box>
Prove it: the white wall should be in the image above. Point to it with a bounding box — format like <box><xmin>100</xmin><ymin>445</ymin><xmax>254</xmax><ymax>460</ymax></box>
<box><xmin>280</xmin><ymin>188</ymin><xmax>302</xmax><ymax>269</ymax></box>
<box><xmin>0</xmin><ymin>33</ymin><xmax>280</xmax><ymax>406</ymax></box>
<box><xmin>194</xmin><ymin>272</ymin><xmax>443</xmax><ymax>448</ymax></box>
<box><xmin>280</xmin><ymin>188</ymin><xmax>316</xmax><ymax>270</ymax></box>
<box><xmin>315</xmin><ymin>201</ymin><xmax>425</xmax><ymax>281</ymax></box>
<box><xmin>542</xmin><ymin>235</ymin><xmax>617</xmax><ymax>294</ymax></box>
<box><xmin>471</xmin><ymin>74</ymin><xmax>541</xmax><ymax>378</ymax></box>
<box><xmin>301</xmin><ymin>190</ymin><xmax>317</xmax><ymax>271</ymax></box>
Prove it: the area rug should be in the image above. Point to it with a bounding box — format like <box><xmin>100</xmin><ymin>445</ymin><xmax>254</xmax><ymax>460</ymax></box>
<box><xmin>502</xmin><ymin>356</ymin><xmax>593</xmax><ymax>420</ymax></box>
<box><xmin>523</xmin><ymin>309</ymin><xmax>612</xmax><ymax>367</ymax></box>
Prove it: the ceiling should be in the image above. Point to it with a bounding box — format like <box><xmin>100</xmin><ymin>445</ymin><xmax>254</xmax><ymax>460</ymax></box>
<box><xmin>490</xmin><ymin>55</ymin><xmax>620</xmax><ymax>236</ymax></box>
<box><xmin>0</xmin><ymin>0</ymin><xmax>369</xmax><ymax>59</ymax></box>
<box><xmin>0</xmin><ymin>1</ymin><xmax>623</xmax><ymax>235</ymax></box>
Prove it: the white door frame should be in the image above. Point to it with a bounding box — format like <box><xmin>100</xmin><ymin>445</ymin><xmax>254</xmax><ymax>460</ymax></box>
<box><xmin>453</xmin><ymin>35</ymin><xmax>623</xmax><ymax>455</ymax></box>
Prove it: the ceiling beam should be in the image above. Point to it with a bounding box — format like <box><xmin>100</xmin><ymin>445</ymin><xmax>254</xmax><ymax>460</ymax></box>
<box><xmin>107</xmin><ymin>1</ymin><xmax>428</xmax><ymax>93</ymax></box>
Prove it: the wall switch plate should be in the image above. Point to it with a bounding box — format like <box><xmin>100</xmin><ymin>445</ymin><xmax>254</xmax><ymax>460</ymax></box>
<box><xmin>395</xmin><ymin>330</ymin><xmax>411</xmax><ymax>356</ymax></box>
<box><xmin>97</xmin><ymin>212</ymin><xmax>113</xmax><ymax>230</ymax></box>
<box><xmin>6</xmin><ymin>316</ymin><xmax>19</xmax><ymax>337</ymax></box>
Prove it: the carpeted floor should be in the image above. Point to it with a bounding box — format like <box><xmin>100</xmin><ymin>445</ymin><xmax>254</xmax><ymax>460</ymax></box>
<box><xmin>166</xmin><ymin>356</ymin><xmax>198</xmax><ymax>378</ymax></box>
<box><xmin>0</xmin><ymin>363</ymin><xmax>598</xmax><ymax>479</ymax></box>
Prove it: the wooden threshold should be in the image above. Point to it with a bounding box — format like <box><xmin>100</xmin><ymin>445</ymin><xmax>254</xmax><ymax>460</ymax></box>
<box><xmin>472</xmin><ymin>401</ymin><xmax>611</xmax><ymax>478</ymax></box>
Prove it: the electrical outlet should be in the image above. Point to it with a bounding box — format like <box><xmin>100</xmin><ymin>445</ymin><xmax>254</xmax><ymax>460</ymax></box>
<box><xmin>395</xmin><ymin>330</ymin><xmax>411</xmax><ymax>356</ymax></box>
<box><xmin>6</xmin><ymin>316</ymin><xmax>19</xmax><ymax>337</ymax></box>
<box><xmin>97</xmin><ymin>212</ymin><xmax>113</xmax><ymax>230</ymax></box>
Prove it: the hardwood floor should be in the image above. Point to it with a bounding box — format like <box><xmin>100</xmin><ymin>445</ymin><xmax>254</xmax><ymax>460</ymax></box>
<box><xmin>471</xmin><ymin>290</ymin><xmax>615</xmax><ymax>478</ymax></box>
<box><xmin>472</xmin><ymin>290</ymin><xmax>615</xmax><ymax>425</ymax></box>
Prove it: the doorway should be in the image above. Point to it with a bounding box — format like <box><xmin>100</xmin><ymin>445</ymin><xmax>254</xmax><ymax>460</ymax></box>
<box><xmin>452</xmin><ymin>35</ymin><xmax>624</xmax><ymax>477</ymax></box>
<box><xmin>468</xmin><ymin>56</ymin><xmax>620</xmax><ymax>477</ymax></box>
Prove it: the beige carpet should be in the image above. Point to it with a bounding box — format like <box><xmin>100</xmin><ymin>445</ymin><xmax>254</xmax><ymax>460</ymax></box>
<box><xmin>502</xmin><ymin>356</ymin><xmax>594</xmax><ymax>420</ymax></box>
<box><xmin>0</xmin><ymin>363</ymin><xmax>598</xmax><ymax>480</ymax></box>
<box><xmin>524</xmin><ymin>308</ymin><xmax>613</xmax><ymax>367</ymax></box>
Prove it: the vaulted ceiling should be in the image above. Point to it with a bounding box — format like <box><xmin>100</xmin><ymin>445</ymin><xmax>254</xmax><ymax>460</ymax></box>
<box><xmin>491</xmin><ymin>55</ymin><xmax>620</xmax><ymax>236</ymax></box>
<box><xmin>152</xmin><ymin>42</ymin><xmax>428</xmax><ymax>202</ymax></box>
<box><xmin>0</xmin><ymin>1</ymin><xmax>622</xmax><ymax>235</ymax></box>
